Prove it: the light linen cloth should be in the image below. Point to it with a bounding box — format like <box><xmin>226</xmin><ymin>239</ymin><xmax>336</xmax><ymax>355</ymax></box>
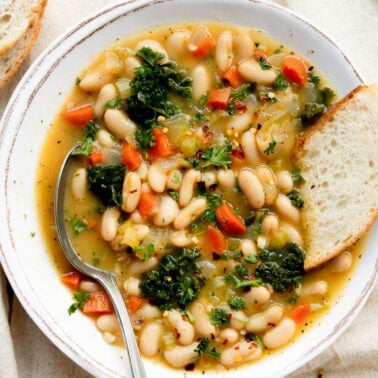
<box><xmin>0</xmin><ymin>1</ymin><xmax>377</xmax><ymax>377</ymax></box>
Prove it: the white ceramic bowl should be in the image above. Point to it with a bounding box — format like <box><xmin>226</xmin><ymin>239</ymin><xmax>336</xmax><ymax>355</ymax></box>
<box><xmin>0</xmin><ymin>0</ymin><xmax>376</xmax><ymax>377</ymax></box>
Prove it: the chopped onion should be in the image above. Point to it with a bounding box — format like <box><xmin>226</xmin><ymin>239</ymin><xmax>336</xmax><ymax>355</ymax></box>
<box><xmin>197</xmin><ymin>260</ymin><xmax>216</xmax><ymax>278</ymax></box>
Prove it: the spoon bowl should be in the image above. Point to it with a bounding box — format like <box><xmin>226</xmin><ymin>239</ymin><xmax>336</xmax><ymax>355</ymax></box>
<box><xmin>54</xmin><ymin>144</ymin><xmax>147</xmax><ymax>378</ymax></box>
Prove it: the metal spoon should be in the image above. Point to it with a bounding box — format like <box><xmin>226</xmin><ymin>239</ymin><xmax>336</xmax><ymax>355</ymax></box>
<box><xmin>54</xmin><ymin>145</ymin><xmax>147</xmax><ymax>378</ymax></box>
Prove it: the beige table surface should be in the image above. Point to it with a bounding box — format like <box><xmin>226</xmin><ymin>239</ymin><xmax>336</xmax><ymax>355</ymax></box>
<box><xmin>0</xmin><ymin>0</ymin><xmax>377</xmax><ymax>377</ymax></box>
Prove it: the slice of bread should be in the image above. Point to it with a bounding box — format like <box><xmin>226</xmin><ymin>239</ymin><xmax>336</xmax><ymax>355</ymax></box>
<box><xmin>0</xmin><ymin>0</ymin><xmax>47</xmax><ymax>89</ymax></box>
<box><xmin>0</xmin><ymin>0</ymin><xmax>45</xmax><ymax>55</ymax></box>
<box><xmin>292</xmin><ymin>85</ymin><xmax>378</xmax><ymax>271</ymax></box>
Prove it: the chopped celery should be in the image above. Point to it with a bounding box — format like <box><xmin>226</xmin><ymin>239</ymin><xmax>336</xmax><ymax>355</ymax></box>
<box><xmin>115</xmin><ymin>77</ymin><xmax>132</xmax><ymax>99</ymax></box>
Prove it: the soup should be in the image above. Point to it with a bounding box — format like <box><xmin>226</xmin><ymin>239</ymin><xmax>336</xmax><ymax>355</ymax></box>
<box><xmin>36</xmin><ymin>22</ymin><xmax>360</xmax><ymax>371</ymax></box>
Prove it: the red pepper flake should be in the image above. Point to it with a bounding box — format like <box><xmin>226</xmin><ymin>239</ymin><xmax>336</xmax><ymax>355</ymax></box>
<box><xmin>222</xmin><ymin>338</ymin><xmax>229</xmax><ymax>345</ymax></box>
<box><xmin>233</xmin><ymin>99</ymin><xmax>247</xmax><ymax>113</ymax></box>
<box><xmin>234</xmin><ymin>345</ymin><xmax>240</xmax><ymax>350</ymax></box>
<box><xmin>267</xmin><ymin>322</ymin><xmax>276</xmax><ymax>327</ymax></box>
<box><xmin>176</xmin><ymin>330</ymin><xmax>181</xmax><ymax>339</ymax></box>
<box><xmin>182</xmin><ymin>314</ymin><xmax>189</xmax><ymax>322</ymax></box>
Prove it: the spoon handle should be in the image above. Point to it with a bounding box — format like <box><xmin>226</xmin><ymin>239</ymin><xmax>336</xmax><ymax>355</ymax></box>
<box><xmin>96</xmin><ymin>272</ymin><xmax>147</xmax><ymax>378</ymax></box>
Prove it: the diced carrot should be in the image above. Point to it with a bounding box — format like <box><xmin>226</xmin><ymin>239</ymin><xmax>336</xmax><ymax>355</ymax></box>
<box><xmin>290</xmin><ymin>304</ymin><xmax>311</xmax><ymax>323</ymax></box>
<box><xmin>207</xmin><ymin>88</ymin><xmax>232</xmax><ymax>110</ymax></box>
<box><xmin>215</xmin><ymin>203</ymin><xmax>246</xmax><ymax>234</ymax></box>
<box><xmin>61</xmin><ymin>271</ymin><xmax>81</xmax><ymax>290</ymax></box>
<box><xmin>85</xmin><ymin>217</ymin><xmax>97</xmax><ymax>230</ymax></box>
<box><xmin>137</xmin><ymin>191</ymin><xmax>157</xmax><ymax>219</ymax></box>
<box><xmin>206</xmin><ymin>225</ymin><xmax>227</xmax><ymax>254</ymax></box>
<box><xmin>121</xmin><ymin>143</ymin><xmax>142</xmax><ymax>170</ymax></box>
<box><xmin>88</xmin><ymin>150</ymin><xmax>103</xmax><ymax>165</ymax></box>
<box><xmin>149</xmin><ymin>128</ymin><xmax>175</xmax><ymax>159</ymax></box>
<box><xmin>221</xmin><ymin>65</ymin><xmax>243</xmax><ymax>89</ymax></box>
<box><xmin>192</xmin><ymin>36</ymin><xmax>215</xmax><ymax>58</ymax></box>
<box><xmin>127</xmin><ymin>295</ymin><xmax>143</xmax><ymax>313</ymax></box>
<box><xmin>82</xmin><ymin>292</ymin><xmax>113</xmax><ymax>314</ymax></box>
<box><xmin>282</xmin><ymin>55</ymin><xmax>308</xmax><ymax>87</ymax></box>
<box><xmin>64</xmin><ymin>103</ymin><xmax>94</xmax><ymax>127</ymax></box>
<box><xmin>254</xmin><ymin>50</ymin><xmax>268</xmax><ymax>61</ymax></box>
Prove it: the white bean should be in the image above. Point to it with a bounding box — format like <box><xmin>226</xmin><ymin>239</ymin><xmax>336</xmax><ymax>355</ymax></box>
<box><xmin>94</xmin><ymin>83</ymin><xmax>117</xmax><ymax>118</ymax></box>
<box><xmin>280</xmin><ymin>222</ymin><xmax>303</xmax><ymax>246</ymax></box>
<box><xmin>234</xmin><ymin>32</ymin><xmax>254</xmax><ymax>60</ymax></box>
<box><xmin>263</xmin><ymin>318</ymin><xmax>296</xmax><ymax>349</ymax></box>
<box><xmin>130</xmin><ymin>210</ymin><xmax>143</xmax><ymax>224</ymax></box>
<box><xmin>124</xmin><ymin>56</ymin><xmax>141</xmax><ymax>79</ymax></box>
<box><xmin>140</xmin><ymin>303</ymin><xmax>161</xmax><ymax>320</ymax></box>
<box><xmin>166</xmin><ymin>30</ymin><xmax>190</xmax><ymax>60</ymax></box>
<box><xmin>219</xmin><ymin>328</ymin><xmax>239</xmax><ymax>345</ymax></box>
<box><xmin>241</xmin><ymin>130</ymin><xmax>264</xmax><ymax>167</ymax></box>
<box><xmin>238</xmin><ymin>168</ymin><xmax>265</xmax><ymax>209</ymax></box>
<box><xmin>128</xmin><ymin>257</ymin><xmax>158</xmax><ymax>276</ymax></box>
<box><xmin>276</xmin><ymin>170</ymin><xmax>294</xmax><ymax>194</ymax></box>
<box><xmin>246</xmin><ymin>304</ymin><xmax>283</xmax><ymax>332</ymax></box>
<box><xmin>123</xmin><ymin>277</ymin><xmax>141</xmax><ymax>296</ymax></box>
<box><xmin>221</xmin><ymin>340</ymin><xmax>262</xmax><ymax>367</ymax></box>
<box><xmin>139</xmin><ymin>322</ymin><xmax>163</xmax><ymax>357</ymax></box>
<box><xmin>244</xmin><ymin>286</ymin><xmax>271</xmax><ymax>306</ymax></box>
<box><xmin>179</xmin><ymin>169</ymin><xmax>201</xmax><ymax>207</ymax></box>
<box><xmin>217</xmin><ymin>169</ymin><xmax>235</xmax><ymax>189</ymax></box>
<box><xmin>275</xmin><ymin>194</ymin><xmax>300</xmax><ymax>223</ymax></box>
<box><xmin>230</xmin><ymin>310</ymin><xmax>248</xmax><ymax>331</ymax></box>
<box><xmin>135</xmin><ymin>225</ymin><xmax>150</xmax><ymax>241</ymax></box>
<box><xmin>191</xmin><ymin>64</ymin><xmax>211</xmax><ymax>101</ymax></box>
<box><xmin>261</xmin><ymin>214</ymin><xmax>279</xmax><ymax>235</ymax></box>
<box><xmin>96</xmin><ymin>129</ymin><xmax>114</xmax><ymax>148</ymax></box>
<box><xmin>148</xmin><ymin>163</ymin><xmax>167</xmax><ymax>193</ymax></box>
<box><xmin>216</xmin><ymin>31</ymin><xmax>233</xmax><ymax>72</ymax></box>
<box><xmin>189</xmin><ymin>302</ymin><xmax>216</xmax><ymax>337</ymax></box>
<box><xmin>301</xmin><ymin>280</ymin><xmax>328</xmax><ymax>297</ymax></box>
<box><xmin>202</xmin><ymin>171</ymin><xmax>217</xmax><ymax>188</ymax></box>
<box><xmin>135</xmin><ymin>39</ymin><xmax>169</xmax><ymax>63</ymax></box>
<box><xmin>256</xmin><ymin>165</ymin><xmax>278</xmax><ymax>206</ymax></box>
<box><xmin>136</xmin><ymin>162</ymin><xmax>148</xmax><ymax>181</ymax></box>
<box><xmin>238</xmin><ymin>58</ymin><xmax>277</xmax><ymax>86</ymax></box>
<box><xmin>164</xmin><ymin>342</ymin><xmax>199</xmax><ymax>368</ymax></box>
<box><xmin>166</xmin><ymin>169</ymin><xmax>182</xmax><ymax>190</ymax></box>
<box><xmin>166</xmin><ymin>310</ymin><xmax>195</xmax><ymax>346</ymax></box>
<box><xmin>227</xmin><ymin>112</ymin><xmax>253</xmax><ymax>133</ymax></box>
<box><xmin>170</xmin><ymin>230</ymin><xmax>194</xmax><ymax>247</ymax></box>
<box><xmin>154</xmin><ymin>195</ymin><xmax>179</xmax><ymax>226</ymax></box>
<box><xmin>330</xmin><ymin>251</ymin><xmax>352</xmax><ymax>273</ymax></box>
<box><xmin>122</xmin><ymin>172</ymin><xmax>142</xmax><ymax>213</ymax></box>
<box><xmin>71</xmin><ymin>168</ymin><xmax>87</xmax><ymax>200</ymax></box>
<box><xmin>101</xmin><ymin>207</ymin><xmax>121</xmax><ymax>241</ymax></box>
<box><xmin>174</xmin><ymin>197</ymin><xmax>207</xmax><ymax>230</ymax></box>
<box><xmin>79</xmin><ymin>71</ymin><xmax>113</xmax><ymax>92</ymax></box>
<box><xmin>96</xmin><ymin>314</ymin><xmax>119</xmax><ymax>333</ymax></box>
<box><xmin>241</xmin><ymin>239</ymin><xmax>257</xmax><ymax>257</ymax></box>
<box><xmin>104</xmin><ymin>109</ymin><xmax>136</xmax><ymax>139</ymax></box>
<box><xmin>80</xmin><ymin>280</ymin><xmax>101</xmax><ymax>293</ymax></box>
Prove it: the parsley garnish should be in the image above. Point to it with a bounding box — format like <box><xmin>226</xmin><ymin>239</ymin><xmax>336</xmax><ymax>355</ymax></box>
<box><xmin>194</xmin><ymin>338</ymin><xmax>221</xmax><ymax>360</ymax></box>
<box><xmin>308</xmin><ymin>73</ymin><xmax>320</xmax><ymax>85</ymax></box>
<box><xmin>167</xmin><ymin>189</ymin><xmax>179</xmax><ymax>201</ymax></box>
<box><xmin>224</xmin><ymin>273</ymin><xmax>262</xmax><ymax>289</ymax></box>
<box><xmin>235</xmin><ymin>264</ymin><xmax>248</xmax><ymax>278</ymax></box>
<box><xmin>244</xmin><ymin>254</ymin><xmax>258</xmax><ymax>264</ymax></box>
<box><xmin>68</xmin><ymin>291</ymin><xmax>90</xmax><ymax>315</ymax></box>
<box><xmin>71</xmin><ymin>120</ymin><xmax>100</xmax><ymax>156</ymax></box>
<box><xmin>228</xmin><ymin>83</ymin><xmax>253</xmax><ymax>114</ymax></box>
<box><xmin>228</xmin><ymin>296</ymin><xmax>246</xmax><ymax>310</ymax></box>
<box><xmin>75</xmin><ymin>77</ymin><xmax>81</xmax><ymax>85</ymax></box>
<box><xmin>199</xmin><ymin>94</ymin><xmax>208</xmax><ymax>108</ymax></box>
<box><xmin>134</xmin><ymin>243</ymin><xmax>154</xmax><ymax>261</ymax></box>
<box><xmin>209</xmin><ymin>308</ymin><xmax>230</xmax><ymax>327</ymax></box>
<box><xmin>68</xmin><ymin>216</ymin><xmax>87</xmax><ymax>234</ymax></box>
<box><xmin>188</xmin><ymin>143</ymin><xmax>232</xmax><ymax>170</ymax></box>
<box><xmin>292</xmin><ymin>168</ymin><xmax>302</xmax><ymax>184</ymax></box>
<box><xmin>273</xmin><ymin>71</ymin><xmax>288</xmax><ymax>91</ymax></box>
<box><xmin>257</xmin><ymin>57</ymin><xmax>272</xmax><ymax>70</ymax></box>
<box><xmin>264</xmin><ymin>136</ymin><xmax>278</xmax><ymax>155</ymax></box>
<box><xmin>287</xmin><ymin>188</ymin><xmax>304</xmax><ymax>208</ymax></box>
<box><xmin>104</xmin><ymin>96</ymin><xmax>123</xmax><ymax>109</ymax></box>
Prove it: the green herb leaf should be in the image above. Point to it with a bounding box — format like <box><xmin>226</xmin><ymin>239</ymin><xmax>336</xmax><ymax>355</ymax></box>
<box><xmin>228</xmin><ymin>296</ymin><xmax>246</xmax><ymax>310</ymax></box>
<box><xmin>288</xmin><ymin>294</ymin><xmax>300</xmax><ymax>304</ymax></box>
<box><xmin>104</xmin><ymin>96</ymin><xmax>123</xmax><ymax>109</ymax></box>
<box><xmin>194</xmin><ymin>338</ymin><xmax>221</xmax><ymax>360</ymax></box>
<box><xmin>68</xmin><ymin>291</ymin><xmax>90</xmax><ymax>315</ymax></box>
<box><xmin>257</xmin><ymin>57</ymin><xmax>272</xmax><ymax>70</ymax></box>
<box><xmin>292</xmin><ymin>168</ymin><xmax>302</xmax><ymax>184</ymax></box>
<box><xmin>264</xmin><ymin>136</ymin><xmax>278</xmax><ymax>155</ymax></box>
<box><xmin>308</xmin><ymin>73</ymin><xmax>320</xmax><ymax>85</ymax></box>
<box><xmin>273</xmin><ymin>71</ymin><xmax>288</xmax><ymax>91</ymax></box>
<box><xmin>244</xmin><ymin>254</ymin><xmax>258</xmax><ymax>264</ymax></box>
<box><xmin>209</xmin><ymin>308</ymin><xmax>230</xmax><ymax>327</ymax></box>
<box><xmin>68</xmin><ymin>216</ymin><xmax>87</xmax><ymax>234</ymax></box>
<box><xmin>287</xmin><ymin>188</ymin><xmax>304</xmax><ymax>208</ymax></box>
<box><xmin>71</xmin><ymin>120</ymin><xmax>100</xmax><ymax>156</ymax></box>
<box><xmin>167</xmin><ymin>189</ymin><xmax>179</xmax><ymax>201</ymax></box>
<box><xmin>134</xmin><ymin>243</ymin><xmax>154</xmax><ymax>262</ymax></box>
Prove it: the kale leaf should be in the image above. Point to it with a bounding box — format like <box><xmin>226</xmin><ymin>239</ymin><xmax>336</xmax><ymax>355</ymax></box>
<box><xmin>287</xmin><ymin>188</ymin><xmax>304</xmax><ymax>208</ymax></box>
<box><xmin>255</xmin><ymin>241</ymin><xmax>306</xmax><ymax>292</ymax></box>
<box><xmin>194</xmin><ymin>338</ymin><xmax>221</xmax><ymax>360</ymax></box>
<box><xmin>209</xmin><ymin>308</ymin><xmax>230</xmax><ymax>327</ymax></box>
<box><xmin>87</xmin><ymin>164</ymin><xmax>126</xmax><ymax>207</ymax></box>
<box><xmin>71</xmin><ymin>120</ymin><xmax>100</xmax><ymax>156</ymax></box>
<box><xmin>140</xmin><ymin>247</ymin><xmax>205</xmax><ymax>311</ymax></box>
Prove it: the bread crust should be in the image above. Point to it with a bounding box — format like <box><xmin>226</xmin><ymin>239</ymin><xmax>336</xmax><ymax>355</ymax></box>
<box><xmin>292</xmin><ymin>85</ymin><xmax>378</xmax><ymax>271</ymax></box>
<box><xmin>0</xmin><ymin>0</ymin><xmax>47</xmax><ymax>89</ymax></box>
